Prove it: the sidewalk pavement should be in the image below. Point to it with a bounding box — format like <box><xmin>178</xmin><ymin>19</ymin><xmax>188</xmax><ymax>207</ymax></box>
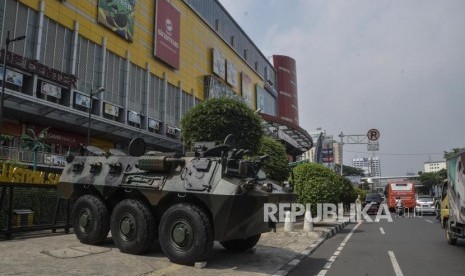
<box><xmin>0</xmin><ymin>220</ymin><xmax>349</xmax><ymax>276</ymax></box>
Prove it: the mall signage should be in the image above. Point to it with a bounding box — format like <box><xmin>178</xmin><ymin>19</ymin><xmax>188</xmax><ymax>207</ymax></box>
<box><xmin>1</xmin><ymin>50</ymin><xmax>77</xmax><ymax>87</ymax></box>
<box><xmin>154</xmin><ymin>0</ymin><xmax>180</xmax><ymax>69</ymax></box>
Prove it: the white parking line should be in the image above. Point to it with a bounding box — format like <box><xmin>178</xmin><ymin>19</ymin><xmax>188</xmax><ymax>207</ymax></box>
<box><xmin>425</xmin><ymin>219</ymin><xmax>433</xmax><ymax>223</ymax></box>
<box><xmin>388</xmin><ymin>251</ymin><xmax>404</xmax><ymax>276</ymax></box>
<box><xmin>380</xmin><ymin>227</ymin><xmax>385</xmax><ymax>235</ymax></box>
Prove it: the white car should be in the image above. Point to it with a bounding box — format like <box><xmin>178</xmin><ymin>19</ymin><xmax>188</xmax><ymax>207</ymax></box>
<box><xmin>415</xmin><ymin>195</ymin><xmax>436</xmax><ymax>215</ymax></box>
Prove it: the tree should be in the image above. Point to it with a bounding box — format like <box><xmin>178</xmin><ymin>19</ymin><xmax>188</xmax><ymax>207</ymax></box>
<box><xmin>293</xmin><ymin>163</ymin><xmax>343</xmax><ymax>214</ymax></box>
<box><xmin>419</xmin><ymin>169</ymin><xmax>446</xmax><ymax>195</ymax></box>
<box><xmin>258</xmin><ymin>136</ymin><xmax>289</xmax><ymax>182</ymax></box>
<box><xmin>20</xmin><ymin>127</ymin><xmax>50</xmax><ymax>171</ymax></box>
<box><xmin>180</xmin><ymin>97</ymin><xmax>263</xmax><ymax>154</ymax></box>
<box><xmin>334</xmin><ymin>164</ymin><xmax>365</xmax><ymax>176</ymax></box>
<box><xmin>339</xmin><ymin>176</ymin><xmax>358</xmax><ymax>208</ymax></box>
<box><xmin>443</xmin><ymin>148</ymin><xmax>465</xmax><ymax>159</ymax></box>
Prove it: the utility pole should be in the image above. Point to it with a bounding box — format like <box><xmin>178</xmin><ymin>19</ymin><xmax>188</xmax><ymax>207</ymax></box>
<box><xmin>87</xmin><ymin>87</ymin><xmax>105</xmax><ymax>146</ymax></box>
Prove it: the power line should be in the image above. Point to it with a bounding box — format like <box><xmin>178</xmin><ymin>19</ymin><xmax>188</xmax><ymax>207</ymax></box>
<box><xmin>344</xmin><ymin>150</ymin><xmax>444</xmax><ymax>156</ymax></box>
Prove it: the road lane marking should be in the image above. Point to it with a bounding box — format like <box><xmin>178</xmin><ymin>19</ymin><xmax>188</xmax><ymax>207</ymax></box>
<box><xmin>388</xmin><ymin>251</ymin><xmax>404</xmax><ymax>276</ymax></box>
<box><xmin>315</xmin><ymin>222</ymin><xmax>362</xmax><ymax>276</ymax></box>
<box><xmin>380</xmin><ymin>227</ymin><xmax>385</xmax><ymax>235</ymax></box>
<box><xmin>425</xmin><ymin>219</ymin><xmax>433</xmax><ymax>223</ymax></box>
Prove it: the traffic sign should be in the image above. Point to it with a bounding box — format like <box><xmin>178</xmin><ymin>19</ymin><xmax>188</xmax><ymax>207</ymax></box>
<box><xmin>367</xmin><ymin>129</ymin><xmax>380</xmax><ymax>141</ymax></box>
<box><xmin>367</xmin><ymin>141</ymin><xmax>379</xmax><ymax>151</ymax></box>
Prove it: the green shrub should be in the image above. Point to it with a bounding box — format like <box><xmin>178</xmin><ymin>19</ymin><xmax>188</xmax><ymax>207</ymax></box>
<box><xmin>259</xmin><ymin>136</ymin><xmax>289</xmax><ymax>182</ymax></box>
<box><xmin>293</xmin><ymin>163</ymin><xmax>343</xmax><ymax>213</ymax></box>
<box><xmin>180</xmin><ymin>97</ymin><xmax>263</xmax><ymax>154</ymax></box>
<box><xmin>339</xmin><ymin>176</ymin><xmax>358</xmax><ymax>208</ymax></box>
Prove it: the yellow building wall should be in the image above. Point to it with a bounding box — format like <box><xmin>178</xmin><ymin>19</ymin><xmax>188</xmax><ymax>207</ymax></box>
<box><xmin>18</xmin><ymin>0</ymin><xmax>262</xmax><ymax>106</ymax></box>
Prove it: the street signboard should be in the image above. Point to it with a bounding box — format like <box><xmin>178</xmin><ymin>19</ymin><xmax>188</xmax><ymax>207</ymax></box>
<box><xmin>367</xmin><ymin>129</ymin><xmax>380</xmax><ymax>141</ymax></box>
<box><xmin>367</xmin><ymin>141</ymin><xmax>379</xmax><ymax>151</ymax></box>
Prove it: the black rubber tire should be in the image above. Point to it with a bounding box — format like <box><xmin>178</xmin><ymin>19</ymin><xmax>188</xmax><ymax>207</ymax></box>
<box><xmin>72</xmin><ymin>195</ymin><xmax>110</xmax><ymax>244</ymax></box>
<box><xmin>110</xmin><ymin>199</ymin><xmax>156</xmax><ymax>254</ymax></box>
<box><xmin>445</xmin><ymin>220</ymin><xmax>457</xmax><ymax>245</ymax></box>
<box><xmin>220</xmin><ymin>234</ymin><xmax>261</xmax><ymax>252</ymax></box>
<box><xmin>159</xmin><ymin>203</ymin><xmax>213</xmax><ymax>265</ymax></box>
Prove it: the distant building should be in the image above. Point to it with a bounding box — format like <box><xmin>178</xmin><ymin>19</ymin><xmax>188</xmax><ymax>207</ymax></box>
<box><xmin>301</xmin><ymin>128</ymin><xmax>325</xmax><ymax>162</ymax></box>
<box><xmin>352</xmin><ymin>157</ymin><xmax>381</xmax><ymax>177</ymax></box>
<box><xmin>333</xmin><ymin>142</ymin><xmax>342</xmax><ymax>165</ymax></box>
<box><xmin>424</xmin><ymin>161</ymin><xmax>446</xmax><ymax>173</ymax></box>
<box><xmin>300</xmin><ymin>128</ymin><xmax>340</xmax><ymax>169</ymax></box>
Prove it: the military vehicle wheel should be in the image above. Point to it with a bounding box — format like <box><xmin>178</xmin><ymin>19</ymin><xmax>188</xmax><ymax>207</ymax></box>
<box><xmin>445</xmin><ymin>220</ymin><xmax>457</xmax><ymax>245</ymax></box>
<box><xmin>220</xmin><ymin>234</ymin><xmax>261</xmax><ymax>252</ymax></box>
<box><xmin>72</xmin><ymin>195</ymin><xmax>110</xmax><ymax>244</ymax></box>
<box><xmin>159</xmin><ymin>203</ymin><xmax>213</xmax><ymax>265</ymax></box>
<box><xmin>110</xmin><ymin>199</ymin><xmax>156</xmax><ymax>254</ymax></box>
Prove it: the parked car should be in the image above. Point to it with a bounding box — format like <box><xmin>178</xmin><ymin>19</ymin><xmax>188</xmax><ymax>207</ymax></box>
<box><xmin>415</xmin><ymin>195</ymin><xmax>436</xmax><ymax>215</ymax></box>
<box><xmin>363</xmin><ymin>193</ymin><xmax>383</xmax><ymax>214</ymax></box>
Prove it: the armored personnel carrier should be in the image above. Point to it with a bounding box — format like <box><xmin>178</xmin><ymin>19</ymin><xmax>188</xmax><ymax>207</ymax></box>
<box><xmin>58</xmin><ymin>135</ymin><xmax>295</xmax><ymax>265</ymax></box>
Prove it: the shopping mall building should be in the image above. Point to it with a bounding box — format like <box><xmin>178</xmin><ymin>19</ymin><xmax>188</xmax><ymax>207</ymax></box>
<box><xmin>0</xmin><ymin>0</ymin><xmax>312</xmax><ymax>171</ymax></box>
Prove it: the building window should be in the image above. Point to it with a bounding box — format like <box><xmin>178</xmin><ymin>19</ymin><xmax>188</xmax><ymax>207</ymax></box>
<box><xmin>230</xmin><ymin>35</ymin><xmax>235</xmax><ymax>47</ymax></box>
<box><xmin>128</xmin><ymin>63</ymin><xmax>147</xmax><ymax>117</ymax></box>
<box><xmin>76</xmin><ymin>36</ymin><xmax>102</xmax><ymax>95</ymax></box>
<box><xmin>215</xmin><ymin>19</ymin><xmax>220</xmax><ymax>32</ymax></box>
<box><xmin>148</xmin><ymin>74</ymin><xmax>164</xmax><ymax>121</ymax></box>
<box><xmin>104</xmin><ymin>51</ymin><xmax>125</xmax><ymax>106</ymax></box>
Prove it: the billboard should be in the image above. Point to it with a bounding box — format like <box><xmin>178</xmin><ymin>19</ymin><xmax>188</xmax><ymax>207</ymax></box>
<box><xmin>97</xmin><ymin>0</ymin><xmax>135</xmax><ymax>41</ymax></box>
<box><xmin>241</xmin><ymin>73</ymin><xmax>253</xmax><ymax>108</ymax></box>
<box><xmin>154</xmin><ymin>0</ymin><xmax>180</xmax><ymax>69</ymax></box>
<box><xmin>212</xmin><ymin>48</ymin><xmax>225</xmax><ymax>80</ymax></box>
<box><xmin>256</xmin><ymin>84</ymin><xmax>277</xmax><ymax>116</ymax></box>
<box><xmin>41</xmin><ymin>82</ymin><xmax>62</xmax><ymax>98</ymax></box>
<box><xmin>128</xmin><ymin>111</ymin><xmax>141</xmax><ymax>124</ymax></box>
<box><xmin>0</xmin><ymin>66</ymin><xmax>23</xmax><ymax>86</ymax></box>
<box><xmin>104</xmin><ymin>102</ymin><xmax>119</xmax><ymax>116</ymax></box>
<box><xmin>226</xmin><ymin>60</ymin><xmax>237</xmax><ymax>87</ymax></box>
<box><xmin>75</xmin><ymin>93</ymin><xmax>91</xmax><ymax>108</ymax></box>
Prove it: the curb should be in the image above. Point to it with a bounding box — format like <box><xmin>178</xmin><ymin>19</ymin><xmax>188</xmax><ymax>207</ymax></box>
<box><xmin>271</xmin><ymin>221</ymin><xmax>349</xmax><ymax>276</ymax></box>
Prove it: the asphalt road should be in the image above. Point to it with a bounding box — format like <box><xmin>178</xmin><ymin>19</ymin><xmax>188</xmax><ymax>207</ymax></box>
<box><xmin>289</xmin><ymin>215</ymin><xmax>465</xmax><ymax>276</ymax></box>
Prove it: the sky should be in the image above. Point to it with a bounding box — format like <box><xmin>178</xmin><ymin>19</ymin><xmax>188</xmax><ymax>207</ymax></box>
<box><xmin>218</xmin><ymin>0</ymin><xmax>465</xmax><ymax>176</ymax></box>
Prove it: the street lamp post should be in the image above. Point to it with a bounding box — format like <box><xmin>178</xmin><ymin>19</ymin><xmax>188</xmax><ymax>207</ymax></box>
<box><xmin>87</xmin><ymin>87</ymin><xmax>105</xmax><ymax>146</ymax></box>
<box><xmin>0</xmin><ymin>31</ymin><xmax>26</xmax><ymax>147</ymax></box>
